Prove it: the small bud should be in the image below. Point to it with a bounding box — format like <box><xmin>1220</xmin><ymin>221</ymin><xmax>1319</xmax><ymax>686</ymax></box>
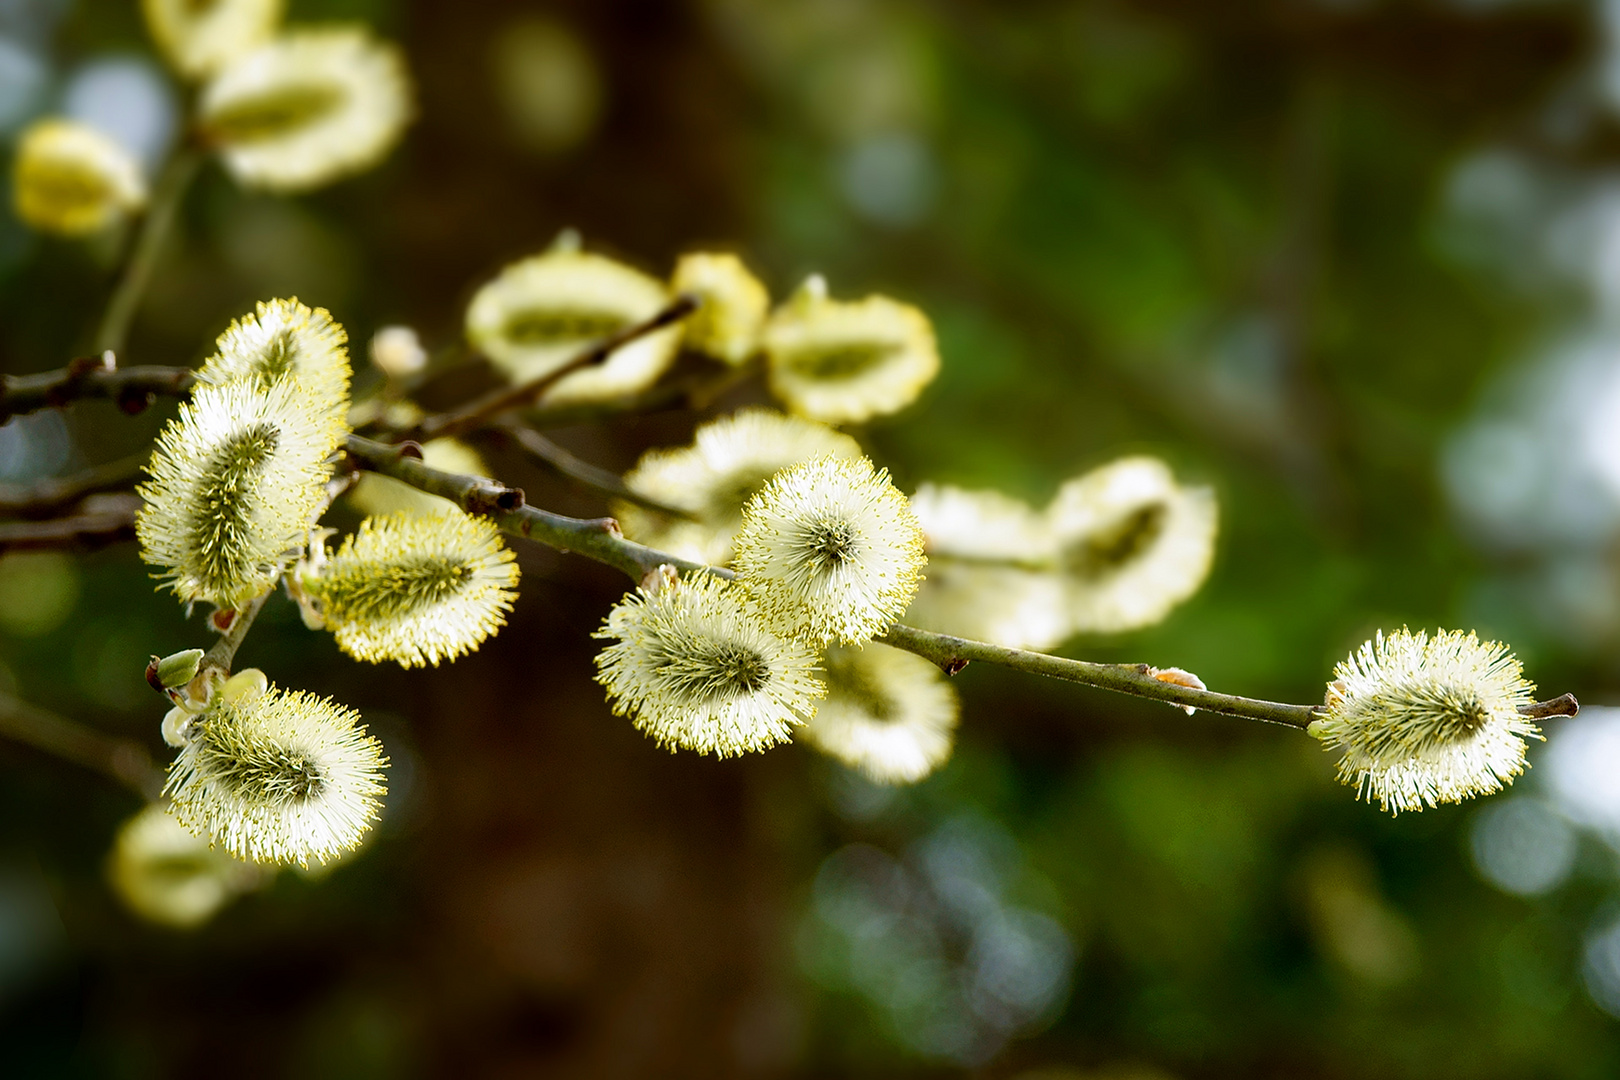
<box><xmin>152</xmin><ymin>648</ymin><xmax>205</xmax><ymax>692</ymax></box>
<box><xmin>220</xmin><ymin>667</ymin><xmax>269</xmax><ymax>704</ymax></box>
<box><xmin>369</xmin><ymin>325</ymin><xmax>427</xmax><ymax>378</ymax></box>
<box><xmin>1148</xmin><ymin>665</ymin><xmax>1206</xmax><ymax>715</ymax></box>
<box><xmin>161</xmin><ymin>705</ymin><xmax>192</xmax><ymax>748</ymax></box>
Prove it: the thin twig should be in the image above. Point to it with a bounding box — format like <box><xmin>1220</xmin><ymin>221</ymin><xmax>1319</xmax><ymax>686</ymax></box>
<box><xmin>495</xmin><ymin>424</ymin><xmax>696</xmax><ymax>518</ymax></box>
<box><xmin>400</xmin><ymin>294</ymin><xmax>699</xmax><ymax>444</ymax></box>
<box><xmin>94</xmin><ymin>146</ymin><xmax>204</xmax><ymax>357</ymax></box>
<box><xmin>345</xmin><ymin>434</ymin><xmax>715</xmax><ymax>581</ymax></box>
<box><xmin>1520</xmin><ymin>693</ymin><xmax>1580</xmax><ymax>720</ymax></box>
<box><xmin>0</xmin><ymin>692</ymin><xmax>163</xmax><ymax>799</ymax></box>
<box><xmin>0</xmin><ymin>495</ymin><xmax>139</xmax><ymax>553</ymax></box>
<box><xmin>200</xmin><ymin>591</ymin><xmax>270</xmax><ymax>679</ymax></box>
<box><xmin>0</xmin><ymin>363</ymin><xmax>196</xmax><ymax>424</ymax></box>
<box><xmin>524</xmin><ymin>357</ymin><xmax>760</xmax><ymax>430</ymax></box>
<box><xmin>879</xmin><ymin>624</ymin><xmax>1319</xmax><ymax>729</ymax></box>
<box><xmin>0</xmin><ymin>453</ymin><xmax>148</xmax><ymax>518</ymax></box>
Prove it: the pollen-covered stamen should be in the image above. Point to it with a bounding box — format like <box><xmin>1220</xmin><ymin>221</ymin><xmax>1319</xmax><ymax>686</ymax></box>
<box><xmin>205</xmin><ymin>737</ymin><xmax>327</xmax><ymax>805</ymax></box>
<box><xmin>660</xmin><ymin>640</ymin><xmax>773</xmax><ymax>702</ymax></box>
<box><xmin>329</xmin><ymin>556</ymin><xmax>475</xmax><ymax>623</ymax></box>
<box><xmin>304</xmin><ymin>511</ymin><xmax>520</xmax><ymax>668</ymax></box>
<box><xmin>804</xmin><ymin>517</ymin><xmax>858</xmax><ymax>570</ymax></box>
<box><xmin>593</xmin><ymin>573</ymin><xmax>824</xmax><ymax>757</ymax></box>
<box><xmin>1310</xmin><ymin>628</ymin><xmax>1542</xmax><ymax>814</ymax></box>
<box><xmin>137</xmin><ymin>377</ymin><xmax>344</xmax><ymax>608</ymax></box>
<box><xmin>188</xmin><ymin>422</ymin><xmax>280</xmax><ymax>591</ymax></box>
<box><xmin>200</xmin><ymin>298</ymin><xmax>353</xmax><ymax>407</ymax></box>
<box><xmin>254</xmin><ymin>327</ymin><xmax>298</xmax><ymax>383</ymax></box>
<box><xmin>732</xmin><ymin>455</ymin><xmax>927</xmax><ymax>646</ymax></box>
<box><xmin>165</xmin><ymin>683</ymin><xmax>388</xmax><ymax>866</ymax></box>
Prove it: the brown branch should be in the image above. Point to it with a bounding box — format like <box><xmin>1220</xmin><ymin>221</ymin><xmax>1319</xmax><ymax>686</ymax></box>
<box><xmin>523</xmin><ymin>356</ymin><xmax>760</xmax><ymax>430</ymax></box>
<box><xmin>0</xmin><ymin>692</ymin><xmax>163</xmax><ymax>799</ymax></box>
<box><xmin>495</xmin><ymin>424</ymin><xmax>696</xmax><ymax>518</ymax></box>
<box><xmin>1519</xmin><ymin>693</ymin><xmax>1579</xmax><ymax>720</ymax></box>
<box><xmin>399</xmin><ymin>294</ymin><xmax>699</xmax><ymax>444</ymax></box>
<box><xmin>0</xmin><ymin>453</ymin><xmax>148</xmax><ymax>519</ymax></box>
<box><xmin>0</xmin><ymin>361</ymin><xmax>195</xmax><ymax>424</ymax></box>
<box><xmin>0</xmin><ymin>495</ymin><xmax>139</xmax><ymax>553</ymax></box>
<box><xmin>345</xmin><ymin>434</ymin><xmax>717</xmax><ymax>581</ymax></box>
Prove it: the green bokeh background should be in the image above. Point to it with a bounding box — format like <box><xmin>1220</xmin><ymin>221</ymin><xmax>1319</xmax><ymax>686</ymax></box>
<box><xmin>1</xmin><ymin>0</ymin><xmax>1618</xmax><ymax>1076</ymax></box>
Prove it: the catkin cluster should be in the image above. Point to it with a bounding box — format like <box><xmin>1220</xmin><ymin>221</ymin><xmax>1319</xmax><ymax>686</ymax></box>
<box><xmin>12</xmin><ymin>0</ymin><xmax>413</xmax><ymax>237</ymax></box>
<box><xmin>135</xmin><ymin>294</ymin><xmax>521</xmax><ymax>870</ymax></box>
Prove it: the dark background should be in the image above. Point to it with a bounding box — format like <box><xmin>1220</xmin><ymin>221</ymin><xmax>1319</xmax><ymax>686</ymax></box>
<box><xmin>2</xmin><ymin>0</ymin><xmax>1620</xmax><ymax>1076</ymax></box>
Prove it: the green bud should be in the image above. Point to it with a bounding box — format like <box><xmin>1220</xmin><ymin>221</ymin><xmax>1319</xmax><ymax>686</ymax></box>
<box><xmin>150</xmin><ymin>649</ymin><xmax>205</xmax><ymax>692</ymax></box>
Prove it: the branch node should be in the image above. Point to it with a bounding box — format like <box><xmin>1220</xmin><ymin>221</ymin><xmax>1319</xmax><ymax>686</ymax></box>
<box><xmin>116</xmin><ymin>387</ymin><xmax>154</xmax><ymax>414</ymax></box>
<box><xmin>396</xmin><ymin>440</ymin><xmax>424</xmax><ymax>460</ymax></box>
<box><xmin>943</xmin><ymin>658</ymin><xmax>969</xmax><ymax>676</ymax></box>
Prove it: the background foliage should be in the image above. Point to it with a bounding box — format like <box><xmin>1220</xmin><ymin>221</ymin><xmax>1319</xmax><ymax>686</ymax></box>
<box><xmin>2</xmin><ymin>0</ymin><xmax>1619</xmax><ymax>1076</ymax></box>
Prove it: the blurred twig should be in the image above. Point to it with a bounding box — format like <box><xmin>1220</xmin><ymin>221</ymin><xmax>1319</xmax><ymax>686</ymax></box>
<box><xmin>494</xmin><ymin>424</ymin><xmax>696</xmax><ymax>518</ymax></box>
<box><xmin>0</xmin><ymin>495</ymin><xmax>139</xmax><ymax>553</ymax></box>
<box><xmin>524</xmin><ymin>357</ymin><xmax>759</xmax><ymax>429</ymax></box>
<box><xmin>0</xmin><ymin>454</ymin><xmax>148</xmax><ymax>519</ymax></box>
<box><xmin>0</xmin><ymin>692</ymin><xmax>163</xmax><ymax>799</ymax></box>
<box><xmin>94</xmin><ymin>145</ymin><xmax>205</xmax><ymax>357</ymax></box>
<box><xmin>399</xmin><ymin>294</ymin><xmax>699</xmax><ymax>444</ymax></box>
<box><xmin>0</xmin><ymin>362</ymin><xmax>195</xmax><ymax>424</ymax></box>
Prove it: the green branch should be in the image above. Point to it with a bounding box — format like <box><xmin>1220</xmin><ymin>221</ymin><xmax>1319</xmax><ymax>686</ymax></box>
<box><xmin>344</xmin><ymin>434</ymin><xmax>1329</xmax><ymax>727</ymax></box>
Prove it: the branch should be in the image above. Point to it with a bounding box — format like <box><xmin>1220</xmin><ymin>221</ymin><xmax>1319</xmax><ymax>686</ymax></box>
<box><xmin>0</xmin><ymin>360</ymin><xmax>196</xmax><ymax>424</ymax></box>
<box><xmin>494</xmin><ymin>424</ymin><xmax>696</xmax><ymax>518</ymax></box>
<box><xmin>94</xmin><ymin>145</ymin><xmax>204</xmax><ymax>356</ymax></box>
<box><xmin>7</xmin><ymin>359</ymin><xmax>1579</xmax><ymax>731</ymax></box>
<box><xmin>345</xmin><ymin>435</ymin><xmax>716</xmax><ymax>581</ymax></box>
<box><xmin>0</xmin><ymin>453</ymin><xmax>147</xmax><ymax>518</ymax></box>
<box><xmin>523</xmin><ymin>357</ymin><xmax>759</xmax><ymax>430</ymax></box>
<box><xmin>200</xmin><ymin>591</ymin><xmax>270</xmax><ymax>679</ymax></box>
<box><xmin>0</xmin><ymin>495</ymin><xmax>139</xmax><ymax>553</ymax></box>
<box><xmin>400</xmin><ymin>294</ymin><xmax>699</xmax><ymax>444</ymax></box>
<box><xmin>0</xmin><ymin>692</ymin><xmax>163</xmax><ymax>800</ymax></box>
<box><xmin>345</xmin><ymin>435</ymin><xmax>1418</xmax><ymax>728</ymax></box>
<box><xmin>880</xmin><ymin>624</ymin><xmax>1318</xmax><ymax>729</ymax></box>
